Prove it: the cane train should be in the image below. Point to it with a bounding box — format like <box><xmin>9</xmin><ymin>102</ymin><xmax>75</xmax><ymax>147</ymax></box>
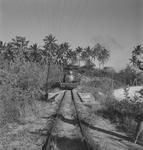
<box><xmin>60</xmin><ymin>65</ymin><xmax>80</xmax><ymax>90</ymax></box>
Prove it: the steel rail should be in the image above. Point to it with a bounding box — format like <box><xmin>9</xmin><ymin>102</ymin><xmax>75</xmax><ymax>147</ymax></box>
<box><xmin>76</xmin><ymin>92</ymin><xmax>84</xmax><ymax>102</ymax></box>
<box><xmin>42</xmin><ymin>91</ymin><xmax>66</xmax><ymax>150</ymax></box>
<box><xmin>71</xmin><ymin>90</ymin><xmax>92</xmax><ymax>150</ymax></box>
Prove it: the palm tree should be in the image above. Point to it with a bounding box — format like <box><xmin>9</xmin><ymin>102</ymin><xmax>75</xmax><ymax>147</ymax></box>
<box><xmin>130</xmin><ymin>45</ymin><xmax>143</xmax><ymax>71</ymax></box>
<box><xmin>43</xmin><ymin>34</ymin><xmax>58</xmax><ymax>100</ymax></box>
<box><xmin>55</xmin><ymin>42</ymin><xmax>72</xmax><ymax>82</ymax></box>
<box><xmin>57</xmin><ymin>42</ymin><xmax>71</xmax><ymax>66</ymax></box>
<box><xmin>0</xmin><ymin>41</ymin><xmax>6</xmax><ymax>54</ymax></box>
<box><xmin>11</xmin><ymin>36</ymin><xmax>29</xmax><ymax>48</ymax></box>
<box><xmin>81</xmin><ymin>46</ymin><xmax>91</xmax><ymax>60</ymax></box>
<box><xmin>75</xmin><ymin>46</ymin><xmax>83</xmax><ymax>66</ymax></box>
<box><xmin>0</xmin><ymin>41</ymin><xmax>7</xmax><ymax>63</ymax></box>
<box><xmin>29</xmin><ymin>43</ymin><xmax>42</xmax><ymax>63</ymax></box>
<box><xmin>91</xmin><ymin>43</ymin><xmax>101</xmax><ymax>61</ymax></box>
<box><xmin>98</xmin><ymin>48</ymin><xmax>110</xmax><ymax>68</ymax></box>
<box><xmin>80</xmin><ymin>46</ymin><xmax>95</xmax><ymax>69</ymax></box>
<box><xmin>3</xmin><ymin>43</ymin><xmax>15</xmax><ymax>66</ymax></box>
<box><xmin>92</xmin><ymin>43</ymin><xmax>110</xmax><ymax>69</ymax></box>
<box><xmin>10</xmin><ymin>36</ymin><xmax>29</xmax><ymax>62</ymax></box>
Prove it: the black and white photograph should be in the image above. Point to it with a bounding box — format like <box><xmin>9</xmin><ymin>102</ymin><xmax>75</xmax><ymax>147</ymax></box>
<box><xmin>0</xmin><ymin>0</ymin><xmax>143</xmax><ymax>149</ymax></box>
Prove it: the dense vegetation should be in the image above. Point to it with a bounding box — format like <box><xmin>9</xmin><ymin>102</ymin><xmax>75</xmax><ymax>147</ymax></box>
<box><xmin>0</xmin><ymin>34</ymin><xmax>111</xmax><ymax>126</ymax></box>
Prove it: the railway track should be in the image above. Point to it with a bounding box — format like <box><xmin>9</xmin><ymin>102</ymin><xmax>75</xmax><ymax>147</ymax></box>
<box><xmin>42</xmin><ymin>90</ymin><xmax>93</xmax><ymax>150</ymax></box>
<box><xmin>71</xmin><ymin>90</ymin><xmax>92</xmax><ymax>150</ymax></box>
<box><xmin>42</xmin><ymin>91</ymin><xmax>66</xmax><ymax>150</ymax></box>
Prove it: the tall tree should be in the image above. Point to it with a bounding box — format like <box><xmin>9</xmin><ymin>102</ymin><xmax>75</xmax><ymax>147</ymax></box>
<box><xmin>57</xmin><ymin>42</ymin><xmax>72</xmax><ymax>67</ymax></box>
<box><xmin>56</xmin><ymin>42</ymin><xmax>74</xmax><ymax>82</ymax></box>
<box><xmin>92</xmin><ymin>43</ymin><xmax>110</xmax><ymax>69</ymax></box>
<box><xmin>130</xmin><ymin>45</ymin><xmax>143</xmax><ymax>71</ymax></box>
<box><xmin>29</xmin><ymin>43</ymin><xmax>42</xmax><ymax>63</ymax></box>
<box><xmin>80</xmin><ymin>46</ymin><xmax>94</xmax><ymax>68</ymax></box>
<box><xmin>3</xmin><ymin>43</ymin><xmax>15</xmax><ymax>64</ymax></box>
<box><xmin>10</xmin><ymin>36</ymin><xmax>29</xmax><ymax>62</ymax></box>
<box><xmin>81</xmin><ymin>46</ymin><xmax>91</xmax><ymax>60</ymax></box>
<box><xmin>75</xmin><ymin>46</ymin><xmax>83</xmax><ymax>66</ymax></box>
<box><xmin>98</xmin><ymin>47</ymin><xmax>110</xmax><ymax>68</ymax></box>
<box><xmin>43</xmin><ymin>34</ymin><xmax>58</xmax><ymax>100</ymax></box>
<box><xmin>0</xmin><ymin>41</ymin><xmax>6</xmax><ymax>54</ymax></box>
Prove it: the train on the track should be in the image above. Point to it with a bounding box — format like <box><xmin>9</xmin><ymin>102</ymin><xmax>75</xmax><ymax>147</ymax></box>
<box><xmin>60</xmin><ymin>65</ymin><xmax>80</xmax><ymax>90</ymax></box>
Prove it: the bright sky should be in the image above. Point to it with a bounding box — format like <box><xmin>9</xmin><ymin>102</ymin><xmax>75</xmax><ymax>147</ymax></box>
<box><xmin>0</xmin><ymin>0</ymin><xmax>143</xmax><ymax>70</ymax></box>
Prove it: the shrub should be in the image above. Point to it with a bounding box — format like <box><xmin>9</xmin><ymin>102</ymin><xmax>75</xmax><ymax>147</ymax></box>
<box><xmin>100</xmin><ymin>96</ymin><xmax>143</xmax><ymax>137</ymax></box>
<box><xmin>0</xmin><ymin>59</ymin><xmax>64</xmax><ymax>126</ymax></box>
<box><xmin>0</xmin><ymin>61</ymin><xmax>43</xmax><ymax>126</ymax></box>
<box><xmin>80</xmin><ymin>76</ymin><xmax>114</xmax><ymax>95</ymax></box>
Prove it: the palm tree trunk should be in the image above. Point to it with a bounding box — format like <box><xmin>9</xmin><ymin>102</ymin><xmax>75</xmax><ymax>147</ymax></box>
<box><xmin>45</xmin><ymin>62</ymin><xmax>50</xmax><ymax>101</ymax></box>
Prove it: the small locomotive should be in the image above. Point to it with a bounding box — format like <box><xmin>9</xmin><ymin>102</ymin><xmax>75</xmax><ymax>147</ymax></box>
<box><xmin>60</xmin><ymin>65</ymin><xmax>80</xmax><ymax>90</ymax></box>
